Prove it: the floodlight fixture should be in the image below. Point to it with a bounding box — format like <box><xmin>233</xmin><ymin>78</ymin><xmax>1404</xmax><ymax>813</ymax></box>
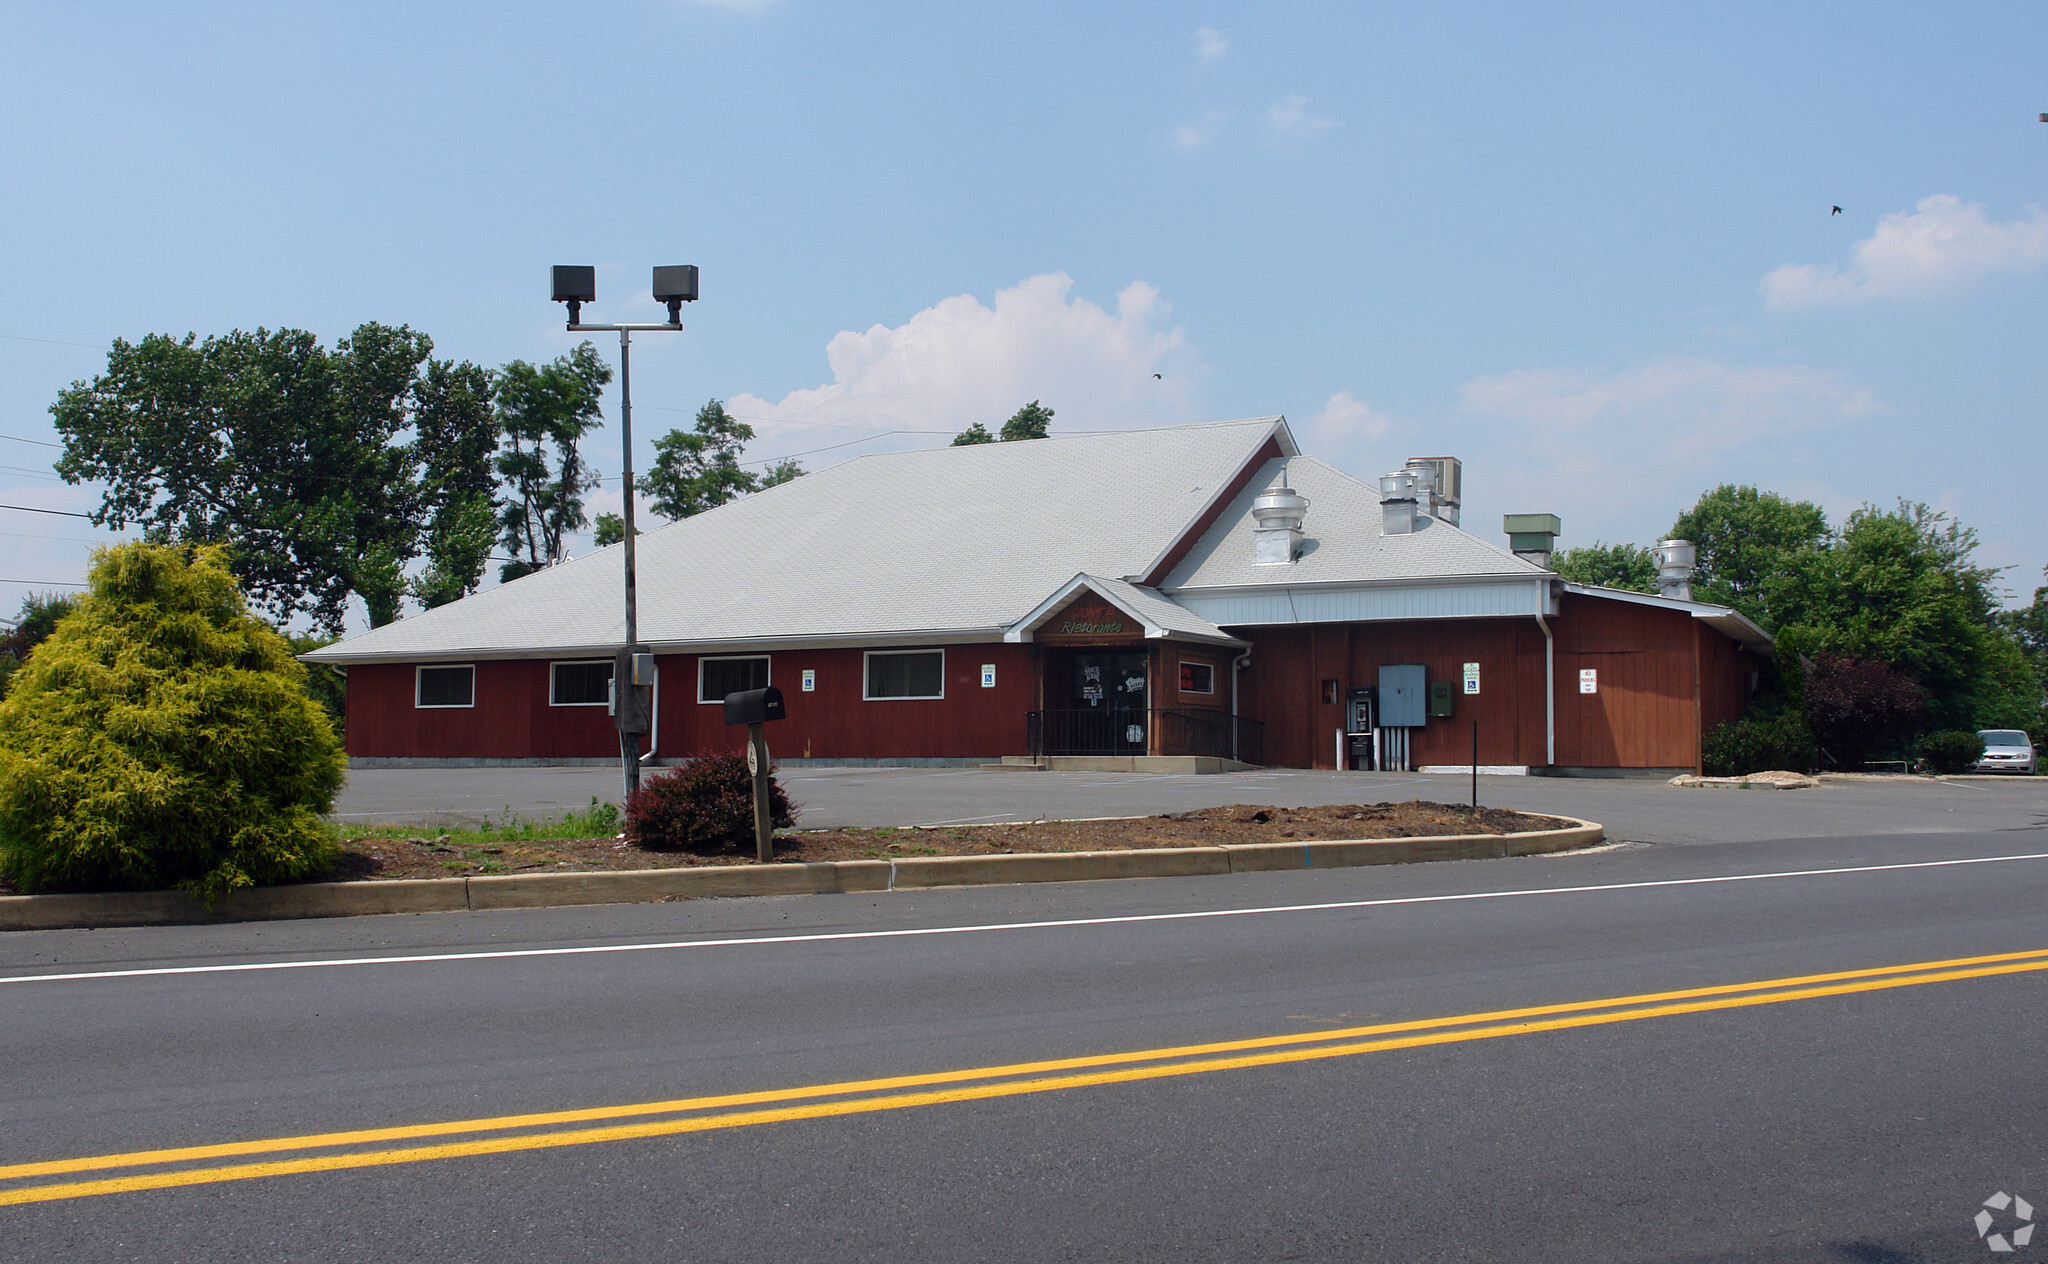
<box><xmin>551</xmin><ymin>265</ymin><xmax>597</xmax><ymax>324</ymax></box>
<box><xmin>652</xmin><ymin>265</ymin><xmax>699</xmax><ymax>324</ymax></box>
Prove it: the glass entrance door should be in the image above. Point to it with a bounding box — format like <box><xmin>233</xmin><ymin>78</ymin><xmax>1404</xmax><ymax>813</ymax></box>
<box><xmin>1071</xmin><ymin>650</ymin><xmax>1148</xmax><ymax>753</ymax></box>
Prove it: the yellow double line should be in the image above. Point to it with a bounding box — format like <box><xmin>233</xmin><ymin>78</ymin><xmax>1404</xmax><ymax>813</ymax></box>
<box><xmin>7</xmin><ymin>945</ymin><xmax>2048</xmax><ymax>1207</ymax></box>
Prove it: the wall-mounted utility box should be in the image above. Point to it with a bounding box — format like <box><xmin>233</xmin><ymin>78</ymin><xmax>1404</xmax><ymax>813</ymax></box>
<box><xmin>1379</xmin><ymin>664</ymin><xmax>1426</xmax><ymax>727</ymax></box>
<box><xmin>1428</xmin><ymin>679</ymin><xmax>1456</xmax><ymax>717</ymax></box>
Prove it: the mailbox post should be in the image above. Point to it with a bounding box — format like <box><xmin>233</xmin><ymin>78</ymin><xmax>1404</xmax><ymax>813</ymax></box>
<box><xmin>723</xmin><ymin>686</ymin><xmax>786</xmax><ymax>863</ymax></box>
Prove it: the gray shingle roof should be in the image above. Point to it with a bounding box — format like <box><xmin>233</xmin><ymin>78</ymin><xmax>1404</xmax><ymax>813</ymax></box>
<box><xmin>305</xmin><ymin>417</ymin><xmax>1288</xmax><ymax>663</ymax></box>
<box><xmin>1162</xmin><ymin>456</ymin><xmax>1549</xmax><ymax>592</ymax></box>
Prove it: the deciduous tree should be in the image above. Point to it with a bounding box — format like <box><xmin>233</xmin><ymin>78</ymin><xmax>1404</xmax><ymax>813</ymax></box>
<box><xmin>1551</xmin><ymin>542</ymin><xmax>1657</xmax><ymax>593</ymax></box>
<box><xmin>647</xmin><ymin>400</ymin><xmax>761</xmax><ymax>519</ymax></box>
<box><xmin>495</xmin><ymin>344</ymin><xmax>611</xmax><ymax>579</ymax></box>
<box><xmin>52</xmin><ymin>324</ymin><xmax>500</xmax><ymax>633</ymax></box>
<box><xmin>1668</xmin><ymin>485</ymin><xmax>1830</xmax><ymax>628</ymax></box>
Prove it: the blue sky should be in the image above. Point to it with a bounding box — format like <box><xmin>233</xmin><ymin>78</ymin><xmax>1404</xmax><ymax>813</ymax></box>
<box><xmin>2</xmin><ymin>2</ymin><xmax>2044</xmax><ymax>628</ymax></box>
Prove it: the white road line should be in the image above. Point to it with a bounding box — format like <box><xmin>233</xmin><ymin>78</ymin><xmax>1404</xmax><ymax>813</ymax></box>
<box><xmin>6</xmin><ymin>850</ymin><xmax>2048</xmax><ymax>988</ymax></box>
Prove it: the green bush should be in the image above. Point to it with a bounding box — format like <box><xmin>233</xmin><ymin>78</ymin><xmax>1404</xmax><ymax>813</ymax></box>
<box><xmin>625</xmin><ymin>752</ymin><xmax>794</xmax><ymax>855</ymax></box>
<box><xmin>1916</xmin><ymin>729</ymin><xmax>1986</xmax><ymax>775</ymax></box>
<box><xmin>0</xmin><ymin>544</ymin><xmax>345</xmax><ymax>902</ymax></box>
<box><xmin>1702</xmin><ymin>711</ymin><xmax>1818</xmax><ymax>776</ymax></box>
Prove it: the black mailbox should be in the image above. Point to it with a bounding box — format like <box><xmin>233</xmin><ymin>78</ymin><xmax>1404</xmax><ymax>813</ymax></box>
<box><xmin>723</xmin><ymin>686</ymin><xmax>786</xmax><ymax>726</ymax></box>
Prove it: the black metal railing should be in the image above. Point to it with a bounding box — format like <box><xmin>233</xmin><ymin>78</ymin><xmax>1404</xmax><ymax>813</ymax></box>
<box><xmin>1027</xmin><ymin>708</ymin><xmax>1262</xmax><ymax>765</ymax></box>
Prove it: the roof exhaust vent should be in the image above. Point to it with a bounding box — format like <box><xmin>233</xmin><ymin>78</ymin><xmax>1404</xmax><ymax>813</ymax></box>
<box><xmin>1251</xmin><ymin>476</ymin><xmax>1310</xmax><ymax>564</ymax></box>
<box><xmin>1653</xmin><ymin>539</ymin><xmax>1697</xmax><ymax>602</ymax></box>
<box><xmin>1404</xmin><ymin>456</ymin><xmax>1462</xmax><ymax>526</ymax></box>
<box><xmin>1503</xmin><ymin>513</ymin><xmax>1561</xmax><ymax>568</ymax></box>
<box><xmin>1379</xmin><ymin>470</ymin><xmax>1419</xmax><ymax>536</ymax></box>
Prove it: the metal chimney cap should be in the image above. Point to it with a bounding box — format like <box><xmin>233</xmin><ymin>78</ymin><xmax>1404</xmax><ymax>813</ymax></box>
<box><xmin>1653</xmin><ymin>539</ymin><xmax>1697</xmax><ymax>568</ymax></box>
<box><xmin>1251</xmin><ymin>483</ymin><xmax>1310</xmax><ymax>529</ymax></box>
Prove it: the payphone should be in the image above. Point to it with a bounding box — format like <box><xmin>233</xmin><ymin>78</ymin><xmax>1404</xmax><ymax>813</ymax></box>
<box><xmin>1345</xmin><ymin>686</ymin><xmax>1376</xmax><ymax>771</ymax></box>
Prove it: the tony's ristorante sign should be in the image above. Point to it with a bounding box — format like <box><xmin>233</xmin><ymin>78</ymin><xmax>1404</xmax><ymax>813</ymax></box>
<box><xmin>1037</xmin><ymin>597</ymin><xmax>1141</xmax><ymax>643</ymax></box>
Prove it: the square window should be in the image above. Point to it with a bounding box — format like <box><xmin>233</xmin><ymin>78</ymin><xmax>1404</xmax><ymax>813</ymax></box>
<box><xmin>417</xmin><ymin>665</ymin><xmax>475</xmax><ymax>708</ymax></box>
<box><xmin>1179</xmin><ymin>661</ymin><xmax>1215</xmax><ymax>695</ymax></box>
<box><xmin>865</xmin><ymin>650</ymin><xmax>944</xmax><ymax>700</ymax></box>
<box><xmin>551</xmin><ymin>660</ymin><xmax>614</xmax><ymax>706</ymax></box>
<box><xmin>699</xmin><ymin>656</ymin><xmax>769</xmax><ymax>703</ymax></box>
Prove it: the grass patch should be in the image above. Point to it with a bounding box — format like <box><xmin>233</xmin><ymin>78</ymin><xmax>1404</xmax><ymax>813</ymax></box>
<box><xmin>338</xmin><ymin>797</ymin><xmax>621</xmax><ymax>848</ymax></box>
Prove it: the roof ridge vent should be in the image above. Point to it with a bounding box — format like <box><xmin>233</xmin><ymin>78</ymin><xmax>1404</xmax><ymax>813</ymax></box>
<box><xmin>1251</xmin><ymin>470</ymin><xmax>1309</xmax><ymax>564</ymax></box>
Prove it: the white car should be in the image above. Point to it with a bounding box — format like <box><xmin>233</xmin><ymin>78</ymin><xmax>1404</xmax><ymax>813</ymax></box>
<box><xmin>1975</xmin><ymin>730</ymin><xmax>2038</xmax><ymax>774</ymax></box>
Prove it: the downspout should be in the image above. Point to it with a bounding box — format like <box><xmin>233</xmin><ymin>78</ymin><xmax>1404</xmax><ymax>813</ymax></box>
<box><xmin>1232</xmin><ymin>647</ymin><xmax>1252</xmax><ymax>762</ymax></box>
<box><xmin>1533</xmin><ymin>582</ymin><xmax>1555</xmax><ymax>767</ymax></box>
<box><xmin>639</xmin><ymin>666</ymin><xmax>660</xmax><ymax>765</ymax></box>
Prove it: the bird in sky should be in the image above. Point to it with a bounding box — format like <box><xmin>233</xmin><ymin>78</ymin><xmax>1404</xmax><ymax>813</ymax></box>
<box><xmin>1152</xmin><ymin>373</ymin><xmax>1162</xmax><ymax>379</ymax></box>
<box><xmin>1831</xmin><ymin>206</ymin><xmax>1843</xmax><ymax>215</ymax></box>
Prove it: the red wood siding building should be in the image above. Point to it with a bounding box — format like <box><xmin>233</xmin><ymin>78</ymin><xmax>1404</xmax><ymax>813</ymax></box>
<box><xmin>311</xmin><ymin>418</ymin><xmax>1770</xmax><ymax>774</ymax></box>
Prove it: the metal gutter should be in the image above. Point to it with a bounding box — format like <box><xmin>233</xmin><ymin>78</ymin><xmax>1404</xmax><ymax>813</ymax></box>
<box><xmin>298</xmin><ymin>626</ymin><xmax>1025</xmax><ymax>667</ymax></box>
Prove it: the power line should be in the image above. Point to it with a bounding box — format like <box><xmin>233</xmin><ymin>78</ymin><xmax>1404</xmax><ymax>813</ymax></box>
<box><xmin>0</xmin><ymin>530</ymin><xmax>126</xmax><ymax>544</ymax></box>
<box><xmin>0</xmin><ymin>578</ymin><xmax>87</xmax><ymax>587</ymax></box>
<box><xmin>0</xmin><ymin>332</ymin><xmax>108</xmax><ymax>352</ymax></box>
<box><xmin>0</xmin><ymin>433</ymin><xmax>60</xmax><ymax>449</ymax></box>
<box><xmin>0</xmin><ymin>504</ymin><xmax>92</xmax><ymax>519</ymax></box>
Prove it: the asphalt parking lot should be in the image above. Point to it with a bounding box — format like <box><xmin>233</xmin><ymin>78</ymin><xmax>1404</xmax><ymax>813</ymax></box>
<box><xmin>332</xmin><ymin>763</ymin><xmax>2048</xmax><ymax>846</ymax></box>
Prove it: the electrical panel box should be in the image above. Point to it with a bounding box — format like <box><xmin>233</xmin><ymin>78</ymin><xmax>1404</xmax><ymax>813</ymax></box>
<box><xmin>1379</xmin><ymin>665</ymin><xmax>1426</xmax><ymax>727</ymax></box>
<box><xmin>1428</xmin><ymin>679</ymin><xmax>1455</xmax><ymax>717</ymax></box>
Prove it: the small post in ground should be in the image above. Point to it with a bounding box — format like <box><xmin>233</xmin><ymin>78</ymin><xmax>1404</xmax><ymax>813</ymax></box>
<box><xmin>1470</xmin><ymin>720</ymin><xmax>1478</xmax><ymax>811</ymax></box>
<box><xmin>748</xmin><ymin>721</ymin><xmax>773</xmax><ymax>864</ymax></box>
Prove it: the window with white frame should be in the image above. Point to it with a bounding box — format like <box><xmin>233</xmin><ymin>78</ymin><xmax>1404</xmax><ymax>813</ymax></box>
<box><xmin>551</xmin><ymin>660</ymin><xmax>614</xmax><ymax>707</ymax></box>
<box><xmin>699</xmin><ymin>655</ymin><xmax>769</xmax><ymax>703</ymax></box>
<box><xmin>865</xmin><ymin>649</ymin><xmax>944</xmax><ymax>700</ymax></box>
<box><xmin>1178</xmin><ymin>660</ymin><xmax>1216</xmax><ymax>695</ymax></box>
<box><xmin>416</xmin><ymin>664</ymin><xmax>475</xmax><ymax>708</ymax></box>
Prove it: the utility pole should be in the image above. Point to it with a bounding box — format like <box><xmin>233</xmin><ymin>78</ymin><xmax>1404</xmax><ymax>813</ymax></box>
<box><xmin>552</xmin><ymin>264</ymin><xmax>699</xmax><ymax>798</ymax></box>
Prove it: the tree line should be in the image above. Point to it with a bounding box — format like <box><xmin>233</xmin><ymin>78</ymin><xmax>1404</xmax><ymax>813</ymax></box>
<box><xmin>1554</xmin><ymin>485</ymin><xmax>2046</xmax><ymax>771</ymax></box>
<box><xmin>48</xmin><ymin>323</ymin><xmax>802</xmax><ymax>636</ymax></box>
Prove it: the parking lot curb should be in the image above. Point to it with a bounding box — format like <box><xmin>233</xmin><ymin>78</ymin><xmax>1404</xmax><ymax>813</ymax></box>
<box><xmin>0</xmin><ymin>818</ymin><xmax>1603</xmax><ymax>931</ymax></box>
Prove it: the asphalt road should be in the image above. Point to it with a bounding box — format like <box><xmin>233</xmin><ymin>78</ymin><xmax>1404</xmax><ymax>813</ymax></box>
<box><xmin>335</xmin><ymin>761</ymin><xmax>2048</xmax><ymax>844</ymax></box>
<box><xmin>6</xmin><ymin>820</ymin><xmax>2048</xmax><ymax>1261</ymax></box>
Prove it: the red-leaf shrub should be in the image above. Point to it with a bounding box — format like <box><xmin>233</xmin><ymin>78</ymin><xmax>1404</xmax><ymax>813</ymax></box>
<box><xmin>624</xmin><ymin>752</ymin><xmax>795</xmax><ymax>855</ymax></box>
<box><xmin>1802</xmin><ymin>653</ymin><xmax>1926</xmax><ymax>769</ymax></box>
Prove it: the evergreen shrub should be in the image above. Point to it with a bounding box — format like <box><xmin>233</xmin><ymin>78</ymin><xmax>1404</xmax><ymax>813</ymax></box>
<box><xmin>624</xmin><ymin>752</ymin><xmax>795</xmax><ymax>855</ymax></box>
<box><xmin>1701</xmin><ymin>711</ymin><xmax>1819</xmax><ymax>776</ymax></box>
<box><xmin>0</xmin><ymin>545</ymin><xmax>345</xmax><ymax>902</ymax></box>
<box><xmin>1916</xmin><ymin>730</ymin><xmax>1986</xmax><ymax>775</ymax></box>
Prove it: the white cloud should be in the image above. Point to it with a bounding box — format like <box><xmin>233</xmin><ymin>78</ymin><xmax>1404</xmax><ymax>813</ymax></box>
<box><xmin>1459</xmin><ymin>356</ymin><xmax>1880</xmax><ymax>443</ymax></box>
<box><xmin>1171</xmin><ymin>111</ymin><xmax>1224</xmax><ymax>151</ymax></box>
<box><xmin>1266</xmin><ymin>94</ymin><xmax>1335</xmax><ymax>139</ymax></box>
<box><xmin>1306</xmin><ymin>391</ymin><xmax>1393</xmax><ymax>445</ymax></box>
<box><xmin>1193</xmin><ymin>27</ymin><xmax>1228</xmax><ymax>63</ymax></box>
<box><xmin>1761</xmin><ymin>194</ymin><xmax>2048</xmax><ymax>309</ymax></box>
<box><xmin>725</xmin><ymin>273</ymin><xmax>1203</xmax><ymax>453</ymax></box>
<box><xmin>1451</xmin><ymin>356</ymin><xmax>1883</xmax><ymax>538</ymax></box>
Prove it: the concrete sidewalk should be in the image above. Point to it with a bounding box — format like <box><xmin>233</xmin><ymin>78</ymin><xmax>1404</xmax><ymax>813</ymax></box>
<box><xmin>332</xmin><ymin>764</ymin><xmax>2048</xmax><ymax>847</ymax></box>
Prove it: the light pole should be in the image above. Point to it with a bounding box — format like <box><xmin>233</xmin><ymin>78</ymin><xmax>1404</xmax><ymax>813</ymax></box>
<box><xmin>551</xmin><ymin>264</ymin><xmax>699</xmax><ymax>798</ymax></box>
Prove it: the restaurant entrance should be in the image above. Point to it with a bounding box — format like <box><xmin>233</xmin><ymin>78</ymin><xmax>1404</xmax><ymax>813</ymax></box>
<box><xmin>1069</xmin><ymin>649</ymin><xmax>1149</xmax><ymax>753</ymax></box>
<box><xmin>1028</xmin><ymin>644</ymin><xmax>1152</xmax><ymax>756</ymax></box>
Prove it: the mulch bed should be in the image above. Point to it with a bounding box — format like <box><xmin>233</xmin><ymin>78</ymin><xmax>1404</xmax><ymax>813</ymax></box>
<box><xmin>309</xmin><ymin>801</ymin><xmax>1569</xmax><ymax>883</ymax></box>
